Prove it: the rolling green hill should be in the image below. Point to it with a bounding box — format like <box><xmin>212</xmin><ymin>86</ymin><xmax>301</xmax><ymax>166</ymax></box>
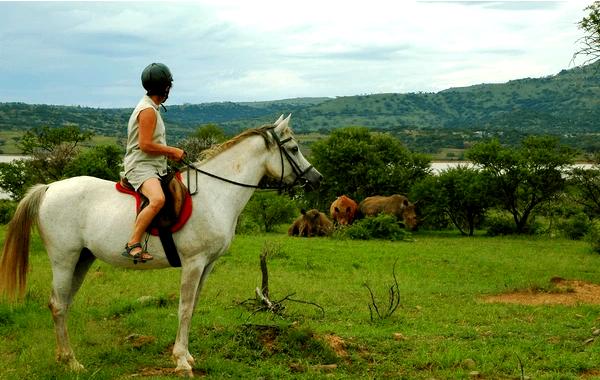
<box><xmin>1</xmin><ymin>62</ymin><xmax>600</xmax><ymax>154</ymax></box>
<box><xmin>284</xmin><ymin>62</ymin><xmax>600</xmax><ymax>134</ymax></box>
<box><xmin>0</xmin><ymin>98</ymin><xmax>329</xmax><ymax>143</ymax></box>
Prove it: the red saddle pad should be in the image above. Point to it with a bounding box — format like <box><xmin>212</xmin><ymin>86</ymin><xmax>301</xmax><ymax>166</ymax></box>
<box><xmin>115</xmin><ymin>176</ymin><xmax>193</xmax><ymax>236</ymax></box>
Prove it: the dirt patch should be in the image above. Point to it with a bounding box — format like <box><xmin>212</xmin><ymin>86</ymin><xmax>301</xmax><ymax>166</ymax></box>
<box><xmin>323</xmin><ymin>334</ymin><xmax>348</xmax><ymax>357</ymax></box>
<box><xmin>483</xmin><ymin>278</ymin><xmax>600</xmax><ymax>306</ymax></box>
<box><xmin>123</xmin><ymin>334</ymin><xmax>156</xmax><ymax>349</ymax></box>
<box><xmin>580</xmin><ymin>369</ymin><xmax>600</xmax><ymax>379</ymax></box>
<box><xmin>130</xmin><ymin>367</ymin><xmax>206</xmax><ymax>377</ymax></box>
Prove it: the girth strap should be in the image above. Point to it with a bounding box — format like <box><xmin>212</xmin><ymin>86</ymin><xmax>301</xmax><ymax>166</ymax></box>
<box><xmin>158</xmin><ymin>228</ymin><xmax>182</xmax><ymax>267</ymax></box>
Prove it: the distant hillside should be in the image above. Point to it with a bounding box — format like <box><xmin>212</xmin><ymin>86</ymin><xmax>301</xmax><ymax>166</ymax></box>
<box><xmin>1</xmin><ymin>63</ymin><xmax>600</xmax><ymax>153</ymax></box>
<box><xmin>282</xmin><ymin>61</ymin><xmax>600</xmax><ymax>134</ymax></box>
<box><xmin>0</xmin><ymin>98</ymin><xmax>330</xmax><ymax>142</ymax></box>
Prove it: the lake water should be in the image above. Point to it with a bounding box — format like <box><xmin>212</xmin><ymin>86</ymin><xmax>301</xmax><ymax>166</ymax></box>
<box><xmin>430</xmin><ymin>161</ymin><xmax>594</xmax><ymax>173</ymax></box>
<box><xmin>0</xmin><ymin>155</ymin><xmax>26</xmax><ymax>164</ymax></box>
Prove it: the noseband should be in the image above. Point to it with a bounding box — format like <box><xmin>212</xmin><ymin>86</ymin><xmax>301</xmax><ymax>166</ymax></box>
<box><xmin>182</xmin><ymin>126</ymin><xmax>314</xmax><ymax>194</ymax></box>
<box><xmin>268</xmin><ymin>128</ymin><xmax>315</xmax><ymax>189</ymax></box>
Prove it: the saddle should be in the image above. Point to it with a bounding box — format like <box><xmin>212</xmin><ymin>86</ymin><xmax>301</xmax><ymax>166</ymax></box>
<box><xmin>116</xmin><ymin>171</ymin><xmax>193</xmax><ymax>236</ymax></box>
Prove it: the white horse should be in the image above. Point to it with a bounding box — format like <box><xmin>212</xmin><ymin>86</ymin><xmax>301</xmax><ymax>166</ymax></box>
<box><xmin>0</xmin><ymin>115</ymin><xmax>321</xmax><ymax>377</ymax></box>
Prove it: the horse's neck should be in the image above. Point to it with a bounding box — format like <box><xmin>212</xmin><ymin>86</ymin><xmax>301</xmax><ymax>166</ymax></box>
<box><xmin>184</xmin><ymin>136</ymin><xmax>267</xmax><ymax>217</ymax></box>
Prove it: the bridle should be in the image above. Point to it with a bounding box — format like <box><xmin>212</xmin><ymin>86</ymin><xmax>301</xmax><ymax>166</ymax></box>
<box><xmin>181</xmin><ymin>126</ymin><xmax>315</xmax><ymax>195</ymax></box>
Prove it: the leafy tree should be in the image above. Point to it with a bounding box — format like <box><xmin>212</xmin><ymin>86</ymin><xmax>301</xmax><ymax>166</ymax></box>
<box><xmin>467</xmin><ymin>136</ymin><xmax>576</xmax><ymax>233</ymax></box>
<box><xmin>0</xmin><ymin>160</ymin><xmax>36</xmax><ymax>201</ymax></box>
<box><xmin>306</xmin><ymin>127</ymin><xmax>430</xmax><ymax>209</ymax></box>
<box><xmin>178</xmin><ymin>123</ymin><xmax>227</xmax><ymax>162</ymax></box>
<box><xmin>0</xmin><ymin>125</ymin><xmax>107</xmax><ymax>200</ymax></box>
<box><xmin>64</xmin><ymin>144</ymin><xmax>123</xmax><ymax>181</ymax></box>
<box><xmin>193</xmin><ymin>123</ymin><xmax>227</xmax><ymax>142</ymax></box>
<box><xmin>18</xmin><ymin>125</ymin><xmax>94</xmax><ymax>182</ymax></box>
<box><xmin>242</xmin><ymin>191</ymin><xmax>297</xmax><ymax>232</ymax></box>
<box><xmin>574</xmin><ymin>1</ymin><xmax>600</xmax><ymax>64</ymax></box>
<box><xmin>412</xmin><ymin>166</ymin><xmax>493</xmax><ymax>236</ymax></box>
<box><xmin>567</xmin><ymin>153</ymin><xmax>600</xmax><ymax>218</ymax></box>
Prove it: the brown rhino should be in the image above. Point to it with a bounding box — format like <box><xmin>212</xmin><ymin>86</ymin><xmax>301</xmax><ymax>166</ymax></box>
<box><xmin>358</xmin><ymin>194</ymin><xmax>417</xmax><ymax>230</ymax></box>
<box><xmin>329</xmin><ymin>195</ymin><xmax>358</xmax><ymax>226</ymax></box>
<box><xmin>288</xmin><ymin>209</ymin><xmax>333</xmax><ymax>237</ymax></box>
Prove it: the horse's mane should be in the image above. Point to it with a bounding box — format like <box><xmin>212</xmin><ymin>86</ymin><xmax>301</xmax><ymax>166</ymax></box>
<box><xmin>199</xmin><ymin>123</ymin><xmax>291</xmax><ymax>162</ymax></box>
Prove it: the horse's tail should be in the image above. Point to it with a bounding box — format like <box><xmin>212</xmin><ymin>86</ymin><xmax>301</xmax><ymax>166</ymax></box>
<box><xmin>0</xmin><ymin>184</ymin><xmax>48</xmax><ymax>301</ymax></box>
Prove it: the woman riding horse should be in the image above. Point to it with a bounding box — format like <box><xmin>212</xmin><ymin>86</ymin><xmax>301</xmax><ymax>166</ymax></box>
<box><xmin>121</xmin><ymin>63</ymin><xmax>186</xmax><ymax>262</ymax></box>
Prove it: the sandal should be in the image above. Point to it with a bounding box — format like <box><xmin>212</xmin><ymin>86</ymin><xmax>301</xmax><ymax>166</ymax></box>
<box><xmin>121</xmin><ymin>242</ymin><xmax>153</xmax><ymax>263</ymax></box>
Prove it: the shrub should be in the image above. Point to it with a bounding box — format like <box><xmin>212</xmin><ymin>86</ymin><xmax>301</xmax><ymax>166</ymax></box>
<box><xmin>586</xmin><ymin>220</ymin><xmax>600</xmax><ymax>254</ymax></box>
<box><xmin>336</xmin><ymin>214</ymin><xmax>410</xmax><ymax>241</ymax></box>
<box><xmin>484</xmin><ymin>209</ymin><xmax>547</xmax><ymax>236</ymax></box>
<box><xmin>557</xmin><ymin>212</ymin><xmax>591</xmax><ymax>240</ymax></box>
<box><xmin>484</xmin><ymin>210</ymin><xmax>517</xmax><ymax>236</ymax></box>
<box><xmin>242</xmin><ymin>192</ymin><xmax>297</xmax><ymax>232</ymax></box>
<box><xmin>0</xmin><ymin>200</ymin><xmax>16</xmax><ymax>224</ymax></box>
<box><xmin>235</xmin><ymin>212</ymin><xmax>261</xmax><ymax>234</ymax></box>
<box><xmin>64</xmin><ymin>144</ymin><xmax>123</xmax><ymax>181</ymax></box>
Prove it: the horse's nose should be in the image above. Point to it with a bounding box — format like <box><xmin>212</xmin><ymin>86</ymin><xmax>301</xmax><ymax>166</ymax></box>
<box><xmin>304</xmin><ymin>168</ymin><xmax>322</xmax><ymax>190</ymax></box>
<box><xmin>313</xmin><ymin>169</ymin><xmax>323</xmax><ymax>185</ymax></box>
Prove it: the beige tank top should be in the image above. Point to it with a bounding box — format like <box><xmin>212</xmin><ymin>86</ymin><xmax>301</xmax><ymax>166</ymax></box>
<box><xmin>122</xmin><ymin>95</ymin><xmax>168</xmax><ymax>179</ymax></box>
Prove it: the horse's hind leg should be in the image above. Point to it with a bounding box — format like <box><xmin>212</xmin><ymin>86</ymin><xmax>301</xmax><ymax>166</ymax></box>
<box><xmin>48</xmin><ymin>248</ymin><xmax>96</xmax><ymax>371</ymax></box>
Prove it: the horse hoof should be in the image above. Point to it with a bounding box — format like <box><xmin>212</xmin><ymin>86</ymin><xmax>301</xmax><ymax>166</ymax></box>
<box><xmin>186</xmin><ymin>353</ymin><xmax>195</xmax><ymax>366</ymax></box>
<box><xmin>68</xmin><ymin>360</ymin><xmax>85</xmax><ymax>372</ymax></box>
<box><xmin>175</xmin><ymin>367</ymin><xmax>194</xmax><ymax>377</ymax></box>
<box><xmin>57</xmin><ymin>353</ymin><xmax>85</xmax><ymax>372</ymax></box>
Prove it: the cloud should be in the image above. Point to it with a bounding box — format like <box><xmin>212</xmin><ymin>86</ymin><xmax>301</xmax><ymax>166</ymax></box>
<box><xmin>0</xmin><ymin>1</ymin><xmax>591</xmax><ymax>106</ymax></box>
<box><xmin>421</xmin><ymin>1</ymin><xmax>564</xmax><ymax>11</ymax></box>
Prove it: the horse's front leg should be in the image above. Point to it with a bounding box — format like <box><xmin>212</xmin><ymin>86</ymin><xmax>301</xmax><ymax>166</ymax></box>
<box><xmin>173</xmin><ymin>259</ymin><xmax>215</xmax><ymax>377</ymax></box>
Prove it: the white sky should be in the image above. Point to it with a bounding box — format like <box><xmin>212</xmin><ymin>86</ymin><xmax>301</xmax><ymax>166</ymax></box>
<box><xmin>0</xmin><ymin>0</ymin><xmax>592</xmax><ymax>107</ymax></box>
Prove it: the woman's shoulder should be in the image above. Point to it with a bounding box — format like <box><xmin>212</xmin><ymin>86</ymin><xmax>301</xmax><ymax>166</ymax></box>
<box><xmin>131</xmin><ymin>96</ymin><xmax>158</xmax><ymax>115</ymax></box>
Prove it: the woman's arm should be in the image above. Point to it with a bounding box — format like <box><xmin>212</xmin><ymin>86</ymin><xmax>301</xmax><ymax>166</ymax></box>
<box><xmin>138</xmin><ymin>108</ymin><xmax>184</xmax><ymax>161</ymax></box>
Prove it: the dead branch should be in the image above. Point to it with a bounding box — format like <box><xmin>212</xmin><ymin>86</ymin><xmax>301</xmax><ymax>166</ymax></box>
<box><xmin>238</xmin><ymin>242</ymin><xmax>325</xmax><ymax>319</ymax></box>
<box><xmin>260</xmin><ymin>249</ymin><xmax>269</xmax><ymax>299</ymax></box>
<box><xmin>363</xmin><ymin>258</ymin><xmax>401</xmax><ymax>321</ymax></box>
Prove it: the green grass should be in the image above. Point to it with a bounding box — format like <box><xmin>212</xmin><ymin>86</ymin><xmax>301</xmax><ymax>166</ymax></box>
<box><xmin>0</xmin><ymin>131</ymin><xmax>119</xmax><ymax>155</ymax></box>
<box><xmin>1</xmin><ymin>227</ymin><xmax>599</xmax><ymax>379</ymax></box>
<box><xmin>0</xmin><ymin>131</ymin><xmax>24</xmax><ymax>154</ymax></box>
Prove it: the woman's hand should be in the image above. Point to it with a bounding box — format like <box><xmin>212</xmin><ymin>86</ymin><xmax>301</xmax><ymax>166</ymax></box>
<box><xmin>167</xmin><ymin>147</ymin><xmax>186</xmax><ymax>162</ymax></box>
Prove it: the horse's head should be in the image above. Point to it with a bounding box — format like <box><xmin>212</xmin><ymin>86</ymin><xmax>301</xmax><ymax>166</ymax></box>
<box><xmin>265</xmin><ymin>115</ymin><xmax>322</xmax><ymax>190</ymax></box>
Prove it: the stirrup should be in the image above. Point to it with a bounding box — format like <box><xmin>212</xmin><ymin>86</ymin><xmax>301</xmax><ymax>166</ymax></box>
<box><xmin>121</xmin><ymin>242</ymin><xmax>153</xmax><ymax>264</ymax></box>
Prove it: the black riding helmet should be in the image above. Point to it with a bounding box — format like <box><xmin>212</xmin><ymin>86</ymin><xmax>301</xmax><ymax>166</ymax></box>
<box><xmin>141</xmin><ymin>63</ymin><xmax>173</xmax><ymax>99</ymax></box>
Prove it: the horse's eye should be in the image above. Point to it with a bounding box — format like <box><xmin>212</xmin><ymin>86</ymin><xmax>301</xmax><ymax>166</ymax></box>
<box><xmin>291</xmin><ymin>146</ymin><xmax>299</xmax><ymax>154</ymax></box>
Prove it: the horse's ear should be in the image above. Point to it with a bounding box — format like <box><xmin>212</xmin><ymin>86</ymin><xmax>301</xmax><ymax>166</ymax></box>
<box><xmin>275</xmin><ymin>114</ymin><xmax>291</xmax><ymax>131</ymax></box>
<box><xmin>274</xmin><ymin>114</ymin><xmax>284</xmax><ymax>125</ymax></box>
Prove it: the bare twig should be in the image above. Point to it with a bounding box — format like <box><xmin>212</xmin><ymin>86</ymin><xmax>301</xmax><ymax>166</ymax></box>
<box><xmin>363</xmin><ymin>282</ymin><xmax>382</xmax><ymax>320</ymax></box>
<box><xmin>276</xmin><ymin>294</ymin><xmax>326</xmax><ymax>318</ymax></box>
<box><xmin>516</xmin><ymin>354</ymin><xmax>525</xmax><ymax>380</ymax></box>
<box><xmin>260</xmin><ymin>250</ymin><xmax>270</xmax><ymax>299</ymax></box>
<box><xmin>364</xmin><ymin>258</ymin><xmax>401</xmax><ymax>321</ymax></box>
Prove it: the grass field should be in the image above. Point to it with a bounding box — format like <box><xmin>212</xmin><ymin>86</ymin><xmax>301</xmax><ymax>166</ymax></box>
<box><xmin>0</xmin><ymin>131</ymin><xmax>119</xmax><ymax>155</ymax></box>
<box><xmin>0</xmin><ymin>227</ymin><xmax>599</xmax><ymax>379</ymax></box>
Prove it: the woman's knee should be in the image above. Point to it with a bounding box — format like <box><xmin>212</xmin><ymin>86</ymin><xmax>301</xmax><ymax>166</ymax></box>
<box><xmin>140</xmin><ymin>179</ymin><xmax>166</xmax><ymax>210</ymax></box>
<box><xmin>149</xmin><ymin>193</ymin><xmax>165</xmax><ymax>210</ymax></box>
